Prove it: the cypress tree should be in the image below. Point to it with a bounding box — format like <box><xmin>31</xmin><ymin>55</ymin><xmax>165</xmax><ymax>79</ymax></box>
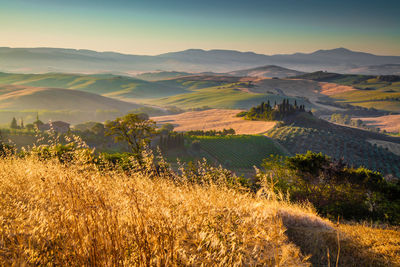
<box><xmin>10</xmin><ymin>117</ymin><xmax>18</xmax><ymax>129</ymax></box>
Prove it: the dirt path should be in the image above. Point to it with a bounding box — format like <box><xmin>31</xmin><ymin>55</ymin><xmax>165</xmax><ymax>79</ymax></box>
<box><xmin>152</xmin><ymin>109</ymin><xmax>276</xmax><ymax>134</ymax></box>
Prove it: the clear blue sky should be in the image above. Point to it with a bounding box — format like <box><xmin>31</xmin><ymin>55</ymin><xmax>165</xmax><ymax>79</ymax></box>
<box><xmin>1</xmin><ymin>0</ymin><xmax>399</xmax><ymax>55</ymax></box>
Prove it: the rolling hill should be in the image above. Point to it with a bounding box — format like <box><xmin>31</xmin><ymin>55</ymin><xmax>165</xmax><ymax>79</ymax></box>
<box><xmin>228</xmin><ymin>65</ymin><xmax>305</xmax><ymax>78</ymax></box>
<box><xmin>134</xmin><ymin>71</ymin><xmax>193</xmax><ymax>81</ymax></box>
<box><xmin>0</xmin><ymin>72</ymin><xmax>185</xmax><ymax>99</ymax></box>
<box><xmin>293</xmin><ymin>71</ymin><xmax>400</xmax><ymax>112</ymax></box>
<box><xmin>152</xmin><ymin>109</ymin><xmax>277</xmax><ymax>134</ymax></box>
<box><xmin>0</xmin><ymin>84</ymin><xmax>150</xmax><ymax>124</ymax></box>
<box><xmin>0</xmin><ymin>84</ymin><xmax>141</xmax><ymax>111</ymax></box>
<box><xmin>265</xmin><ymin>112</ymin><xmax>400</xmax><ymax>177</ymax></box>
<box><xmin>1</xmin><ymin>47</ymin><xmax>400</xmax><ymax>74</ymax></box>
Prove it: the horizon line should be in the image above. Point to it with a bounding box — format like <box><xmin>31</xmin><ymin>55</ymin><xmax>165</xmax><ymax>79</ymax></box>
<box><xmin>1</xmin><ymin>46</ymin><xmax>399</xmax><ymax>57</ymax></box>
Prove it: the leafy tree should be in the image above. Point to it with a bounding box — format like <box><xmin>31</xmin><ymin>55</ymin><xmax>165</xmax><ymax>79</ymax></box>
<box><xmin>25</xmin><ymin>124</ymin><xmax>35</xmax><ymax>131</ymax></box>
<box><xmin>159</xmin><ymin>123</ymin><xmax>174</xmax><ymax>135</ymax></box>
<box><xmin>105</xmin><ymin>113</ymin><xmax>156</xmax><ymax>162</ymax></box>
<box><xmin>262</xmin><ymin>151</ymin><xmax>400</xmax><ymax>223</ymax></box>
<box><xmin>91</xmin><ymin>123</ymin><xmax>105</xmax><ymax>135</ymax></box>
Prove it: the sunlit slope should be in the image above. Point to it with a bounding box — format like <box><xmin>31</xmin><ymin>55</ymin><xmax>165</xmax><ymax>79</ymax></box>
<box><xmin>150</xmin><ymin>87</ymin><xmax>270</xmax><ymax>109</ymax></box>
<box><xmin>152</xmin><ymin>109</ymin><xmax>276</xmax><ymax>134</ymax></box>
<box><xmin>293</xmin><ymin>72</ymin><xmax>400</xmax><ymax>112</ymax></box>
<box><xmin>0</xmin><ymin>84</ymin><xmax>141</xmax><ymax>111</ymax></box>
<box><xmin>1</xmin><ymin>152</ymin><xmax>399</xmax><ymax>265</ymax></box>
<box><xmin>0</xmin><ymin>72</ymin><xmax>185</xmax><ymax>98</ymax></box>
<box><xmin>135</xmin><ymin>71</ymin><xmax>193</xmax><ymax>81</ymax></box>
<box><xmin>150</xmin><ymin>78</ymin><xmax>313</xmax><ymax>109</ymax></box>
<box><xmin>228</xmin><ymin>65</ymin><xmax>305</xmax><ymax>78</ymax></box>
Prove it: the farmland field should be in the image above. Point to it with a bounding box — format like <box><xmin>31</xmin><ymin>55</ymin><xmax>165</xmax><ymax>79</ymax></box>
<box><xmin>359</xmin><ymin>114</ymin><xmax>400</xmax><ymax>133</ymax></box>
<box><xmin>190</xmin><ymin>135</ymin><xmax>287</xmax><ymax>169</ymax></box>
<box><xmin>152</xmin><ymin>109</ymin><xmax>277</xmax><ymax>134</ymax></box>
<box><xmin>266</xmin><ymin>125</ymin><xmax>400</xmax><ymax>177</ymax></box>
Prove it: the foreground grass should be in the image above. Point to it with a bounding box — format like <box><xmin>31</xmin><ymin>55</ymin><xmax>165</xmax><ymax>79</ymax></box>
<box><xmin>0</xmin><ymin>156</ymin><xmax>310</xmax><ymax>266</ymax></box>
<box><xmin>0</xmin><ymin>156</ymin><xmax>398</xmax><ymax>266</ymax></box>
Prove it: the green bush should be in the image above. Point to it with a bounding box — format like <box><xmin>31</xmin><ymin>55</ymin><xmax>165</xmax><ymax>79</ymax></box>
<box><xmin>262</xmin><ymin>151</ymin><xmax>400</xmax><ymax>224</ymax></box>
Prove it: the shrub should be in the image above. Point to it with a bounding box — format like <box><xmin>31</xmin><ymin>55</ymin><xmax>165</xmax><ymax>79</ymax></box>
<box><xmin>262</xmin><ymin>151</ymin><xmax>400</xmax><ymax>224</ymax></box>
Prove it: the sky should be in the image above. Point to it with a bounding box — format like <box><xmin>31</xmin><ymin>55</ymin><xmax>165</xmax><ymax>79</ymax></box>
<box><xmin>0</xmin><ymin>0</ymin><xmax>399</xmax><ymax>56</ymax></box>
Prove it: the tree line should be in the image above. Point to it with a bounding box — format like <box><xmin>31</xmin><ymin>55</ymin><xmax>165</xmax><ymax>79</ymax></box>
<box><xmin>237</xmin><ymin>99</ymin><xmax>309</xmax><ymax>121</ymax></box>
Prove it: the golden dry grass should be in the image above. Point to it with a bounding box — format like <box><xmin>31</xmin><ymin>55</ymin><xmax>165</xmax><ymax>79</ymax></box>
<box><xmin>339</xmin><ymin>224</ymin><xmax>400</xmax><ymax>266</ymax></box>
<box><xmin>0</xmin><ymin>154</ymin><xmax>399</xmax><ymax>266</ymax></box>
<box><xmin>0</xmin><ymin>156</ymin><xmax>310</xmax><ymax>266</ymax></box>
<box><xmin>286</xmin><ymin>223</ymin><xmax>400</xmax><ymax>267</ymax></box>
<box><xmin>152</xmin><ymin>109</ymin><xmax>276</xmax><ymax>134</ymax></box>
<box><xmin>359</xmin><ymin>114</ymin><xmax>400</xmax><ymax>133</ymax></box>
<box><xmin>318</xmin><ymin>82</ymin><xmax>356</xmax><ymax>96</ymax></box>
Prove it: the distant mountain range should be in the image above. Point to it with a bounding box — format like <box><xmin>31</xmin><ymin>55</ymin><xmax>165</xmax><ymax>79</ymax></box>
<box><xmin>0</xmin><ymin>47</ymin><xmax>399</xmax><ymax>74</ymax></box>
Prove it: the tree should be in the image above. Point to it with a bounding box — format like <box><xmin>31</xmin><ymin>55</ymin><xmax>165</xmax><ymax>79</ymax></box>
<box><xmin>25</xmin><ymin>124</ymin><xmax>35</xmax><ymax>131</ymax></box>
<box><xmin>91</xmin><ymin>123</ymin><xmax>105</xmax><ymax>135</ymax></box>
<box><xmin>10</xmin><ymin>117</ymin><xmax>18</xmax><ymax>129</ymax></box>
<box><xmin>33</xmin><ymin>113</ymin><xmax>44</xmax><ymax>129</ymax></box>
<box><xmin>105</xmin><ymin>113</ymin><xmax>156</xmax><ymax>162</ymax></box>
<box><xmin>159</xmin><ymin>123</ymin><xmax>174</xmax><ymax>135</ymax></box>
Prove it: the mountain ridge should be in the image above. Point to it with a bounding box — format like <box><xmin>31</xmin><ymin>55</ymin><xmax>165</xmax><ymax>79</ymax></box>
<box><xmin>1</xmin><ymin>47</ymin><xmax>400</xmax><ymax>74</ymax></box>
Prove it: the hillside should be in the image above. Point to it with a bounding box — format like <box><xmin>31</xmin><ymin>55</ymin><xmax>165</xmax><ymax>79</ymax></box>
<box><xmin>0</xmin><ymin>84</ymin><xmax>142</xmax><ymax>111</ymax></box>
<box><xmin>228</xmin><ymin>65</ymin><xmax>305</xmax><ymax>78</ymax></box>
<box><xmin>149</xmin><ymin>76</ymin><xmax>328</xmax><ymax>111</ymax></box>
<box><xmin>0</xmin><ymin>72</ymin><xmax>184</xmax><ymax>99</ymax></box>
<box><xmin>152</xmin><ymin>109</ymin><xmax>277</xmax><ymax>134</ymax></box>
<box><xmin>358</xmin><ymin>114</ymin><xmax>400</xmax><ymax>133</ymax></box>
<box><xmin>348</xmin><ymin>64</ymin><xmax>400</xmax><ymax>75</ymax></box>
<box><xmin>1</xmin><ymin>71</ymin><xmax>398</xmax><ymax>117</ymax></box>
<box><xmin>1</xmin><ymin>150</ymin><xmax>399</xmax><ymax>266</ymax></box>
<box><xmin>135</xmin><ymin>71</ymin><xmax>193</xmax><ymax>81</ymax></box>
<box><xmin>0</xmin><ymin>84</ymin><xmax>150</xmax><ymax>124</ymax></box>
<box><xmin>265</xmin><ymin>113</ymin><xmax>400</xmax><ymax>177</ymax></box>
<box><xmin>190</xmin><ymin>135</ymin><xmax>287</xmax><ymax>169</ymax></box>
<box><xmin>292</xmin><ymin>71</ymin><xmax>400</xmax><ymax>112</ymax></box>
<box><xmin>1</xmin><ymin>47</ymin><xmax>400</xmax><ymax>73</ymax></box>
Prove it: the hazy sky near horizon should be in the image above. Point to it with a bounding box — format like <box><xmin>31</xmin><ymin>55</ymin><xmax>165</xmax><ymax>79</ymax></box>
<box><xmin>1</xmin><ymin>0</ymin><xmax>399</xmax><ymax>55</ymax></box>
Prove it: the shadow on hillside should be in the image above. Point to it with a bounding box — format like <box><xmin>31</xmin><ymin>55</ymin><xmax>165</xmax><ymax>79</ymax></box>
<box><xmin>284</xmin><ymin>225</ymin><xmax>395</xmax><ymax>267</ymax></box>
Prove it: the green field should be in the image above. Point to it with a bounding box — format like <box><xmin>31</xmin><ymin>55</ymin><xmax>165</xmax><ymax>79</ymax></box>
<box><xmin>149</xmin><ymin>82</ymin><xmax>302</xmax><ymax>109</ymax></box>
<box><xmin>190</xmin><ymin>135</ymin><xmax>287</xmax><ymax>169</ymax></box>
